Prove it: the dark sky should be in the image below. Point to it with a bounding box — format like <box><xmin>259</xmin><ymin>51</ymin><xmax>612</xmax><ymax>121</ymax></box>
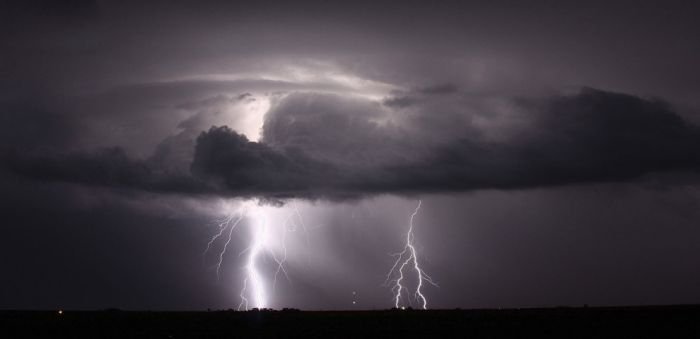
<box><xmin>1</xmin><ymin>0</ymin><xmax>700</xmax><ymax>310</ymax></box>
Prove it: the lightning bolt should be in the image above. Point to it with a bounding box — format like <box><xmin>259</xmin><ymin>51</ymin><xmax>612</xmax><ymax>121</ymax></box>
<box><xmin>203</xmin><ymin>208</ymin><xmax>246</xmax><ymax>281</ymax></box>
<box><xmin>238</xmin><ymin>278</ymin><xmax>248</xmax><ymax>311</ymax></box>
<box><xmin>208</xmin><ymin>199</ymin><xmax>437</xmax><ymax>311</ymax></box>
<box><xmin>243</xmin><ymin>206</ymin><xmax>268</xmax><ymax>309</ymax></box>
<box><xmin>205</xmin><ymin>200</ymin><xmax>304</xmax><ymax>311</ymax></box>
<box><xmin>384</xmin><ymin>200</ymin><xmax>438</xmax><ymax>310</ymax></box>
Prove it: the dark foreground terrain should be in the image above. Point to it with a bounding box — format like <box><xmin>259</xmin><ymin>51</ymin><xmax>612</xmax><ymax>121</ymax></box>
<box><xmin>2</xmin><ymin>305</ymin><xmax>699</xmax><ymax>338</ymax></box>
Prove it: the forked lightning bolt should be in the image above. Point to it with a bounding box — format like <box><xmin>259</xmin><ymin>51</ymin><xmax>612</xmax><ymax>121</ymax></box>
<box><xmin>384</xmin><ymin>200</ymin><xmax>437</xmax><ymax>309</ymax></box>
<box><xmin>204</xmin><ymin>200</ymin><xmax>305</xmax><ymax>310</ymax></box>
<box><xmin>242</xmin><ymin>207</ymin><xmax>268</xmax><ymax>310</ymax></box>
<box><xmin>206</xmin><ymin>199</ymin><xmax>437</xmax><ymax>310</ymax></box>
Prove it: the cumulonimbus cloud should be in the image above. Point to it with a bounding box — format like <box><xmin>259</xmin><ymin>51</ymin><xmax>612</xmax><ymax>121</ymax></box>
<box><xmin>5</xmin><ymin>88</ymin><xmax>700</xmax><ymax>201</ymax></box>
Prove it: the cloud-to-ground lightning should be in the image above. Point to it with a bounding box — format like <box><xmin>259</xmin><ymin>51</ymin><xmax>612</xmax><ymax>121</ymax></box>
<box><xmin>384</xmin><ymin>200</ymin><xmax>438</xmax><ymax>309</ymax></box>
<box><xmin>239</xmin><ymin>204</ymin><xmax>271</xmax><ymax>310</ymax></box>
<box><xmin>206</xmin><ymin>199</ymin><xmax>437</xmax><ymax>310</ymax></box>
<box><xmin>204</xmin><ymin>200</ymin><xmax>307</xmax><ymax>310</ymax></box>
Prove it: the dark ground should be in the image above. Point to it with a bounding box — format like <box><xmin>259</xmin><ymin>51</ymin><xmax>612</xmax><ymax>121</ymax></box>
<box><xmin>2</xmin><ymin>305</ymin><xmax>699</xmax><ymax>338</ymax></box>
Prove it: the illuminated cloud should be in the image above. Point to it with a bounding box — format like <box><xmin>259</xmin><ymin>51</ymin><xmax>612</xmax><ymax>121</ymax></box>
<box><xmin>7</xmin><ymin>88</ymin><xmax>700</xmax><ymax>202</ymax></box>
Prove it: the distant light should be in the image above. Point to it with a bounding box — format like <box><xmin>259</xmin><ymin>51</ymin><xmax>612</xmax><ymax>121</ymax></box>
<box><xmin>58</xmin><ymin>310</ymin><xmax>63</xmax><ymax>315</ymax></box>
<box><xmin>352</xmin><ymin>301</ymin><xmax>356</xmax><ymax>305</ymax></box>
<box><xmin>401</xmin><ymin>306</ymin><xmax>406</xmax><ymax>310</ymax></box>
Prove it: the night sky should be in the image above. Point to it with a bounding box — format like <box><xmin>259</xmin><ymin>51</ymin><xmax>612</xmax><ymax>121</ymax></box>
<box><xmin>2</xmin><ymin>0</ymin><xmax>700</xmax><ymax>311</ymax></box>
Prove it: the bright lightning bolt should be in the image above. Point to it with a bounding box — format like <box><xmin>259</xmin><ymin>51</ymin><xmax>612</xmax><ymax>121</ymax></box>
<box><xmin>207</xmin><ymin>199</ymin><xmax>437</xmax><ymax>310</ymax></box>
<box><xmin>384</xmin><ymin>200</ymin><xmax>438</xmax><ymax>310</ymax></box>
<box><xmin>241</xmin><ymin>205</ymin><xmax>269</xmax><ymax>310</ymax></box>
<box><xmin>215</xmin><ymin>214</ymin><xmax>245</xmax><ymax>281</ymax></box>
<box><xmin>203</xmin><ymin>208</ymin><xmax>246</xmax><ymax>281</ymax></box>
<box><xmin>204</xmin><ymin>200</ymin><xmax>305</xmax><ymax>311</ymax></box>
<box><xmin>238</xmin><ymin>277</ymin><xmax>249</xmax><ymax>311</ymax></box>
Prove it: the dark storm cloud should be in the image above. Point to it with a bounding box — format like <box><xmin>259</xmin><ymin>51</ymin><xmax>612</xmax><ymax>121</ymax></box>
<box><xmin>4</xmin><ymin>147</ymin><xmax>207</xmax><ymax>195</ymax></box>
<box><xmin>382</xmin><ymin>96</ymin><xmax>419</xmax><ymax>108</ymax></box>
<box><xmin>191</xmin><ymin>126</ymin><xmax>336</xmax><ymax>198</ymax></box>
<box><xmin>383</xmin><ymin>83</ymin><xmax>460</xmax><ymax>108</ymax></box>
<box><xmin>419</xmin><ymin>84</ymin><xmax>460</xmax><ymax>95</ymax></box>
<box><xmin>191</xmin><ymin>88</ymin><xmax>700</xmax><ymax>199</ymax></box>
<box><xmin>8</xmin><ymin>88</ymin><xmax>700</xmax><ymax>201</ymax></box>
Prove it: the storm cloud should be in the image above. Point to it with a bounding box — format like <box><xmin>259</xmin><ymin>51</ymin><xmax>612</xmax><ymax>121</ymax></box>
<box><xmin>7</xmin><ymin>88</ymin><xmax>700</xmax><ymax>201</ymax></box>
